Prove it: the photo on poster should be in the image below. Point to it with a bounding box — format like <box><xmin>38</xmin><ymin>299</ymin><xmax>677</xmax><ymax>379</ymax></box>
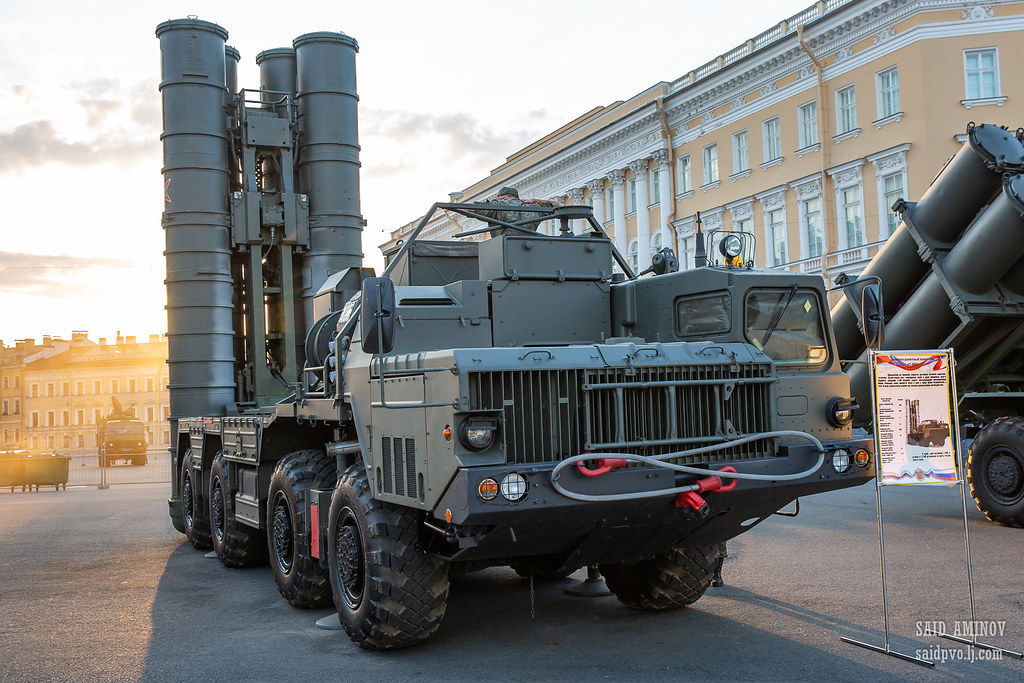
<box><xmin>871</xmin><ymin>351</ymin><xmax>958</xmax><ymax>485</ymax></box>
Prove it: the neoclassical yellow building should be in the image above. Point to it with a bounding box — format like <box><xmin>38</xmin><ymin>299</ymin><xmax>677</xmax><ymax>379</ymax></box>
<box><xmin>0</xmin><ymin>332</ymin><xmax>170</xmax><ymax>453</ymax></box>
<box><xmin>383</xmin><ymin>0</ymin><xmax>1024</xmax><ymax>285</ymax></box>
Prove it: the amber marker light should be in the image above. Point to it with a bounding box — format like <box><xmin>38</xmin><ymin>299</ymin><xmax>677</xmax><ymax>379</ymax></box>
<box><xmin>478</xmin><ymin>478</ymin><xmax>499</xmax><ymax>501</ymax></box>
<box><xmin>443</xmin><ymin>425</ymin><xmax>452</xmax><ymax>441</ymax></box>
<box><xmin>854</xmin><ymin>449</ymin><xmax>871</xmax><ymax>468</ymax></box>
<box><xmin>445</xmin><ymin>509</ymin><xmax>452</xmax><ymax>523</ymax></box>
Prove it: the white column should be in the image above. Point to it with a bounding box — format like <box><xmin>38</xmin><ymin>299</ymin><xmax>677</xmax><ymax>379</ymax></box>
<box><xmin>567</xmin><ymin>187</ymin><xmax>585</xmax><ymax>234</ymax></box>
<box><xmin>587</xmin><ymin>178</ymin><xmax>606</xmax><ymax>232</ymax></box>
<box><xmin>609</xmin><ymin>169</ymin><xmax>627</xmax><ymax>258</ymax></box>
<box><xmin>629</xmin><ymin>159</ymin><xmax>652</xmax><ymax>270</ymax></box>
<box><xmin>654</xmin><ymin>149</ymin><xmax>673</xmax><ymax>250</ymax></box>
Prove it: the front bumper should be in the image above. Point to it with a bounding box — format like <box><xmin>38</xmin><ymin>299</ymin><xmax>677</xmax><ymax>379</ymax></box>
<box><xmin>432</xmin><ymin>439</ymin><xmax>874</xmax><ymax>568</ymax></box>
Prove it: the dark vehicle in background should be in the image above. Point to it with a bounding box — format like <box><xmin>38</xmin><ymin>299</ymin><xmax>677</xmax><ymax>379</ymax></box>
<box><xmin>97</xmin><ymin>397</ymin><xmax>147</xmax><ymax>467</ymax></box>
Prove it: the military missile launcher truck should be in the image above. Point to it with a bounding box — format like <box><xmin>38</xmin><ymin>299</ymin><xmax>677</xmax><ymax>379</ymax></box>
<box><xmin>159</xmin><ymin>19</ymin><xmax>877</xmax><ymax>650</ymax></box>
<box><xmin>832</xmin><ymin>123</ymin><xmax>1024</xmax><ymax>529</ymax></box>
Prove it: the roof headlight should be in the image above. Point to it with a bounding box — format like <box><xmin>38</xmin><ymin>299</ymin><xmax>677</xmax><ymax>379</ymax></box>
<box><xmin>720</xmin><ymin>234</ymin><xmax>742</xmax><ymax>259</ymax></box>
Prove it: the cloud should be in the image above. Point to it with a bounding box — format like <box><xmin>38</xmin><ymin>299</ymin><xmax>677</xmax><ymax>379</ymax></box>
<box><xmin>362</xmin><ymin>108</ymin><xmax>545</xmax><ymax>163</ymax></box>
<box><xmin>0</xmin><ymin>252</ymin><xmax>131</xmax><ymax>296</ymax></box>
<box><xmin>78</xmin><ymin>98</ymin><xmax>124</xmax><ymax>128</ymax></box>
<box><xmin>0</xmin><ymin>119</ymin><xmax>156</xmax><ymax>173</ymax></box>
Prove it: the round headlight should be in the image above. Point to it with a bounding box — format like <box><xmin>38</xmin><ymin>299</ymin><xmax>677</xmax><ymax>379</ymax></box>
<box><xmin>832</xmin><ymin>449</ymin><xmax>851</xmax><ymax>474</ymax></box>
<box><xmin>500</xmin><ymin>472</ymin><xmax>528</xmax><ymax>502</ymax></box>
<box><xmin>720</xmin><ymin>234</ymin><xmax>742</xmax><ymax>258</ymax></box>
<box><xmin>459</xmin><ymin>417</ymin><xmax>497</xmax><ymax>452</ymax></box>
<box><xmin>826</xmin><ymin>397</ymin><xmax>856</xmax><ymax>427</ymax></box>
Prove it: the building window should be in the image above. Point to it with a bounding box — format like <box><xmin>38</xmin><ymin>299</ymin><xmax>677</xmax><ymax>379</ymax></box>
<box><xmin>13</xmin><ymin>399</ymin><xmax>19</xmax><ymax>415</ymax></box>
<box><xmin>1</xmin><ymin>376</ymin><xmax>7</xmax><ymax>389</ymax></box>
<box><xmin>61</xmin><ymin>410</ymin><xmax>69</xmax><ymax>427</ymax></box>
<box><xmin>703</xmin><ymin>144</ymin><xmax>719</xmax><ymax>184</ymax></box>
<box><xmin>882</xmin><ymin>172</ymin><xmax>904</xmax><ymax>236</ymax></box>
<box><xmin>762</xmin><ymin>118</ymin><xmax>781</xmax><ymax>162</ymax></box>
<box><xmin>798</xmin><ymin>101</ymin><xmax>818</xmax><ymax>148</ymax></box>
<box><xmin>61</xmin><ymin>382</ymin><xmax>69</xmax><ymax>397</ymax></box>
<box><xmin>76</xmin><ymin>381</ymin><xmax>84</xmax><ymax>396</ymax></box>
<box><xmin>93</xmin><ymin>380</ymin><xmax>101</xmax><ymax>394</ymax></box>
<box><xmin>77</xmin><ymin>409</ymin><xmax>85</xmax><ymax>426</ymax></box>
<box><xmin>767</xmin><ymin>209</ymin><xmax>787</xmax><ymax>267</ymax></box>
<box><xmin>129</xmin><ymin>378</ymin><xmax>137</xmax><ymax>393</ymax></box>
<box><xmin>112</xmin><ymin>379</ymin><xmax>119</xmax><ymax>394</ymax></box>
<box><xmin>146</xmin><ymin>377</ymin><xmax>155</xmax><ymax>393</ymax></box>
<box><xmin>30</xmin><ymin>384</ymin><xmax>38</xmax><ymax>398</ymax></box>
<box><xmin>94</xmin><ymin>408</ymin><xmax>103</xmax><ymax>424</ymax></box>
<box><xmin>837</xmin><ymin>86</ymin><xmax>857</xmax><ymax>133</ymax></box>
<box><xmin>628</xmin><ymin>239</ymin><xmax>639</xmax><ymax>273</ymax></box>
<box><xmin>678</xmin><ymin>155</ymin><xmax>692</xmax><ymax>193</ymax></box>
<box><xmin>733</xmin><ymin>130</ymin><xmax>749</xmax><ymax>172</ymax></box>
<box><xmin>146</xmin><ymin>406</ymin><xmax>155</xmax><ymax>423</ymax></box>
<box><xmin>964</xmin><ymin>48</ymin><xmax>999</xmax><ymax>100</ymax></box>
<box><xmin>877</xmin><ymin>67</ymin><xmax>900</xmax><ymax>118</ymax></box>
<box><xmin>46</xmin><ymin>411</ymin><xmax>55</xmax><ymax>427</ymax></box>
<box><xmin>803</xmin><ymin>198</ymin><xmax>823</xmax><ymax>258</ymax></box>
<box><xmin>651</xmin><ymin>231</ymin><xmax>663</xmax><ymax>255</ymax></box>
<box><xmin>842</xmin><ymin>187</ymin><xmax>865</xmax><ymax>248</ymax></box>
<box><xmin>1</xmin><ymin>399</ymin><xmax>7</xmax><ymax>416</ymax></box>
<box><xmin>650</xmin><ymin>169</ymin><xmax>660</xmax><ymax>204</ymax></box>
<box><xmin>628</xmin><ymin>178</ymin><xmax>637</xmax><ymax>213</ymax></box>
<box><xmin>605</xmin><ymin>188</ymin><xmax>615</xmax><ymax>219</ymax></box>
<box><xmin>681</xmin><ymin>235</ymin><xmax>695</xmax><ymax>270</ymax></box>
<box><xmin>46</xmin><ymin>383</ymin><xmax>55</xmax><ymax>397</ymax></box>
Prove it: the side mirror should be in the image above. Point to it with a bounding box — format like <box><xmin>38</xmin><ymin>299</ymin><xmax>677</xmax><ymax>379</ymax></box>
<box><xmin>360</xmin><ymin>277</ymin><xmax>396</xmax><ymax>354</ymax></box>
<box><xmin>860</xmin><ymin>283</ymin><xmax>884</xmax><ymax>350</ymax></box>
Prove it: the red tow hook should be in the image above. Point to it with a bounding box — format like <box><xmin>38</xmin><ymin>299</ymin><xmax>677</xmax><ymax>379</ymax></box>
<box><xmin>576</xmin><ymin>457</ymin><xmax>628</xmax><ymax>477</ymax></box>
<box><xmin>675</xmin><ymin>466</ymin><xmax>739</xmax><ymax>511</ymax></box>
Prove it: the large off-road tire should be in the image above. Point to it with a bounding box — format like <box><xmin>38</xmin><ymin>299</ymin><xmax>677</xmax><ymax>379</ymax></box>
<box><xmin>968</xmin><ymin>418</ymin><xmax>1024</xmax><ymax>528</ymax></box>
<box><xmin>180</xmin><ymin>449</ymin><xmax>212</xmax><ymax>550</ymax></box>
<box><xmin>209</xmin><ymin>453</ymin><xmax>267</xmax><ymax>568</ymax></box>
<box><xmin>268</xmin><ymin>449</ymin><xmax>337</xmax><ymax>608</ymax></box>
<box><xmin>328</xmin><ymin>464</ymin><xmax>450</xmax><ymax>650</ymax></box>
<box><xmin>599</xmin><ymin>544</ymin><xmax>718</xmax><ymax>611</ymax></box>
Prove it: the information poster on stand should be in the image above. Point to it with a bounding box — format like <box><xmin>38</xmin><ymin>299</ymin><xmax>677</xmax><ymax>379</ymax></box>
<box><xmin>871</xmin><ymin>350</ymin><xmax>958</xmax><ymax>486</ymax></box>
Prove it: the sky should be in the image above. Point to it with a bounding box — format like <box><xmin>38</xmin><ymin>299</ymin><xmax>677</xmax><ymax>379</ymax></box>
<box><xmin>0</xmin><ymin>0</ymin><xmax>815</xmax><ymax>346</ymax></box>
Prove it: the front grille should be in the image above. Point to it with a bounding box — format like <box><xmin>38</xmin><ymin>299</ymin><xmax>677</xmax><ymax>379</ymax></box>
<box><xmin>469</xmin><ymin>363</ymin><xmax>774</xmax><ymax>465</ymax></box>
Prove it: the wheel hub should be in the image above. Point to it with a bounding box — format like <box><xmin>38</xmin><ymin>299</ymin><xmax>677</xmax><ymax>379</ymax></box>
<box><xmin>335</xmin><ymin>512</ymin><xmax>363</xmax><ymax>607</ymax></box>
<box><xmin>182</xmin><ymin>473</ymin><xmax>194</xmax><ymax>526</ymax></box>
<box><xmin>211</xmin><ymin>480</ymin><xmax>225</xmax><ymax>543</ymax></box>
<box><xmin>988</xmin><ymin>452</ymin><xmax>1023</xmax><ymax>499</ymax></box>
<box><xmin>271</xmin><ymin>498</ymin><xmax>293</xmax><ymax>574</ymax></box>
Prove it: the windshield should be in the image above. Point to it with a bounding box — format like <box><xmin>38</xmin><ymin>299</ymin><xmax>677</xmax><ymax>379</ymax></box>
<box><xmin>744</xmin><ymin>288</ymin><xmax>828</xmax><ymax>366</ymax></box>
<box><xmin>107</xmin><ymin>421</ymin><xmax>145</xmax><ymax>436</ymax></box>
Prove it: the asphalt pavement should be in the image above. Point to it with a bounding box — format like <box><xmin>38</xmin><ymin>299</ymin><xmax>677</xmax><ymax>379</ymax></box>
<box><xmin>0</xmin><ymin>481</ymin><xmax>1022</xmax><ymax>682</ymax></box>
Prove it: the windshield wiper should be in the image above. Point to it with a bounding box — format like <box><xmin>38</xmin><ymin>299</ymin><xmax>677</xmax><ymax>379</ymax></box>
<box><xmin>761</xmin><ymin>284</ymin><xmax>799</xmax><ymax>349</ymax></box>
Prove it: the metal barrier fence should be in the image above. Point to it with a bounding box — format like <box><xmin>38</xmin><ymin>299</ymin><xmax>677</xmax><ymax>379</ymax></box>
<box><xmin>0</xmin><ymin>449</ymin><xmax>171</xmax><ymax>493</ymax></box>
